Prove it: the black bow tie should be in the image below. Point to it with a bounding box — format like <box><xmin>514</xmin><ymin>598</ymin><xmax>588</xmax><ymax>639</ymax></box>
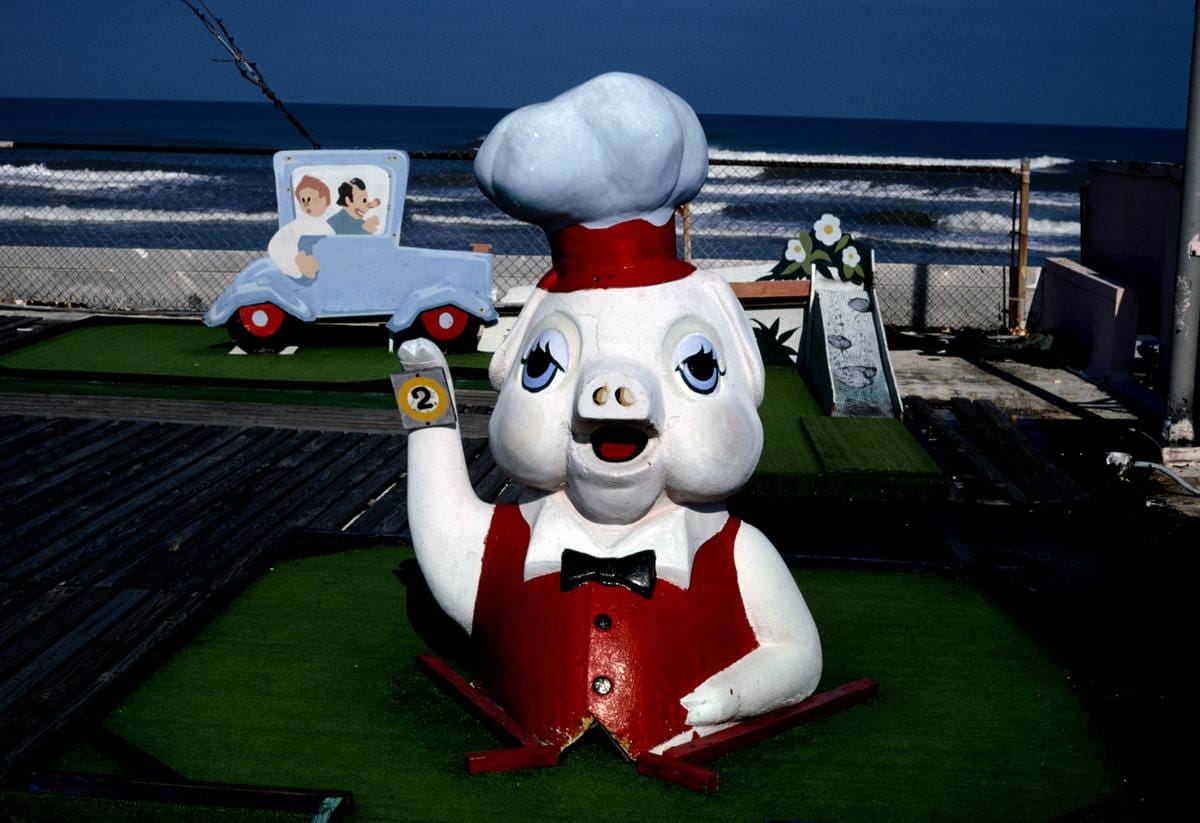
<box><xmin>560</xmin><ymin>548</ymin><xmax>657</xmax><ymax>599</ymax></box>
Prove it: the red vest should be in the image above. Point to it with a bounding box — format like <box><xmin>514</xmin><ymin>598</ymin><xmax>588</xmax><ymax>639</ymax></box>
<box><xmin>470</xmin><ymin>504</ymin><xmax>759</xmax><ymax>757</ymax></box>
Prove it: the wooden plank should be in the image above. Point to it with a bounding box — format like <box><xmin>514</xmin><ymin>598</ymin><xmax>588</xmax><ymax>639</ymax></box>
<box><xmin>729</xmin><ymin>279</ymin><xmax>811</xmax><ymax>304</ymax></box>
<box><xmin>0</xmin><ymin>587</ymin><xmax>150</xmax><ymax>707</ymax></box>
<box><xmin>268</xmin><ymin>434</ymin><xmax>405</xmax><ymax>535</ymax></box>
<box><xmin>43</xmin><ymin>428</ymin><xmax>317</xmax><ymax>591</ymax></box>
<box><xmin>494</xmin><ymin>482</ymin><xmax>530</xmax><ymax>505</ymax></box>
<box><xmin>949</xmin><ymin>398</ymin><xmax>1067</xmax><ymax>505</ymax></box>
<box><xmin>0</xmin><ymin>582</ymin><xmax>84</xmax><ymax>658</ymax></box>
<box><xmin>151</xmin><ymin>431</ymin><xmax>403</xmax><ymax>593</ymax></box>
<box><xmin>973</xmin><ymin>400</ymin><xmax>1091</xmax><ymax>505</ymax></box>
<box><xmin>0</xmin><ymin>416</ymin><xmax>79</xmax><ymax>456</ymax></box>
<box><xmin>347</xmin><ymin>437</ymin><xmax>490</xmax><ymax>538</ymax></box>
<box><xmin>0</xmin><ymin>415</ymin><xmax>61</xmax><ymax>453</ymax></box>
<box><xmin>0</xmin><ymin>418</ymin><xmax>118</xmax><ymax>478</ymax></box>
<box><xmin>0</xmin><ymin>427</ymin><xmax>288</xmax><ymax>587</ymax></box>
<box><xmin>0</xmin><ymin>420</ymin><xmax>156</xmax><ymax>493</ymax></box>
<box><xmin>123</xmin><ymin>430</ymin><xmax>362</xmax><ymax>592</ymax></box>
<box><xmin>904</xmin><ymin>396</ymin><xmax>1028</xmax><ymax>505</ymax></box>
<box><xmin>299</xmin><ymin>438</ymin><xmax>408</xmax><ymax>533</ymax></box>
<box><xmin>0</xmin><ymin>423</ymin><xmax>231</xmax><ymax>545</ymax></box>
<box><xmin>0</xmin><ymin>587</ymin><xmax>197</xmax><ymax>781</ymax></box>
<box><xmin>473</xmin><ymin>459</ymin><xmax>511</xmax><ymax>504</ymax></box>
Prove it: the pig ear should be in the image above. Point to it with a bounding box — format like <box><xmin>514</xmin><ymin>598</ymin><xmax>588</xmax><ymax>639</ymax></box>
<box><xmin>488</xmin><ymin>288</ymin><xmax>550</xmax><ymax>391</ymax></box>
<box><xmin>701</xmin><ymin>273</ymin><xmax>765</xmax><ymax>407</ymax></box>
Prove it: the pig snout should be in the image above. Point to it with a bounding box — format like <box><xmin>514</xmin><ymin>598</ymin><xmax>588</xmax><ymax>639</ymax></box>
<box><xmin>574</xmin><ymin>361</ymin><xmax>663</xmax><ymax>464</ymax></box>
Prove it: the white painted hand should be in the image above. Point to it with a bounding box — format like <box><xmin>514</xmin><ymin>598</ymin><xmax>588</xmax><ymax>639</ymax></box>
<box><xmin>680</xmin><ymin>682</ymin><xmax>738</xmax><ymax>726</ymax></box>
<box><xmin>398</xmin><ymin>337</ymin><xmax>449</xmax><ymax>373</ymax></box>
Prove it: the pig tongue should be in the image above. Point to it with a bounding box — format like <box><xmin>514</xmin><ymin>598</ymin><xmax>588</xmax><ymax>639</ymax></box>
<box><xmin>591</xmin><ymin>425</ymin><xmax>647</xmax><ymax>462</ymax></box>
<box><xmin>598</xmin><ymin>441</ymin><xmax>638</xmax><ymax>461</ymax></box>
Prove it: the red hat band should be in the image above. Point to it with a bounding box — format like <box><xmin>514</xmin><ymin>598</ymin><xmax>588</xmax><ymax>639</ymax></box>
<box><xmin>537</xmin><ymin>216</ymin><xmax>696</xmax><ymax>293</ymax></box>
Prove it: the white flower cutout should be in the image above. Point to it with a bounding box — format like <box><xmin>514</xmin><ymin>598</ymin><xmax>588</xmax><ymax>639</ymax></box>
<box><xmin>784</xmin><ymin>237</ymin><xmax>807</xmax><ymax>262</ymax></box>
<box><xmin>843</xmin><ymin>245</ymin><xmax>861</xmax><ymax>268</ymax></box>
<box><xmin>813</xmin><ymin>213</ymin><xmax>842</xmax><ymax>246</ymax></box>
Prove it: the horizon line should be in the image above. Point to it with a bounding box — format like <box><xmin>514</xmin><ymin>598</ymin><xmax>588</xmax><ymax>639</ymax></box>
<box><xmin>0</xmin><ymin>93</ymin><xmax>1184</xmax><ymax>134</ymax></box>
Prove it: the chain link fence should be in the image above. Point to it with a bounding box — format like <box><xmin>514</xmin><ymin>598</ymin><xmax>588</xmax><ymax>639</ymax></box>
<box><xmin>0</xmin><ymin>143</ymin><xmax>1035</xmax><ymax>329</ymax></box>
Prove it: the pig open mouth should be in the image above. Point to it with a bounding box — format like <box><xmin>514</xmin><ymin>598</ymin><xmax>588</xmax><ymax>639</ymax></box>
<box><xmin>590</xmin><ymin>424</ymin><xmax>650</xmax><ymax>463</ymax></box>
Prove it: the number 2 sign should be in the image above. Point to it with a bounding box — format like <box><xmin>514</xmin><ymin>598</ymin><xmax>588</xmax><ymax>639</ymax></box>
<box><xmin>391</xmin><ymin>368</ymin><xmax>457</xmax><ymax>429</ymax></box>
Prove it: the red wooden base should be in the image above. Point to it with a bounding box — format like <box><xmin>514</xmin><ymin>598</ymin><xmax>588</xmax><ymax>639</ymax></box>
<box><xmin>662</xmin><ymin>677</ymin><xmax>880</xmax><ymax>765</ymax></box>
<box><xmin>416</xmin><ymin>653</ymin><xmax>560</xmax><ymax>773</ymax></box>
<box><xmin>416</xmin><ymin>652</ymin><xmax>877</xmax><ymax>792</ymax></box>
<box><xmin>636</xmin><ymin>752</ymin><xmax>720</xmax><ymax>793</ymax></box>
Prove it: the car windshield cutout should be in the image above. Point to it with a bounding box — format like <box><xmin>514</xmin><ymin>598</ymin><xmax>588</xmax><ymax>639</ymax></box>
<box><xmin>290</xmin><ymin>164</ymin><xmax>392</xmax><ymax>237</ymax></box>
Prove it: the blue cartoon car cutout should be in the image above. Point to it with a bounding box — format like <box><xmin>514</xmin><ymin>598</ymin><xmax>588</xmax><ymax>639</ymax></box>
<box><xmin>204</xmin><ymin>149</ymin><xmax>496</xmax><ymax>351</ymax></box>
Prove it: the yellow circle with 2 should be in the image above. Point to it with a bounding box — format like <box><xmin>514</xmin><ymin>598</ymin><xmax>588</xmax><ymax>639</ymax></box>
<box><xmin>397</xmin><ymin>376</ymin><xmax>449</xmax><ymax>422</ymax></box>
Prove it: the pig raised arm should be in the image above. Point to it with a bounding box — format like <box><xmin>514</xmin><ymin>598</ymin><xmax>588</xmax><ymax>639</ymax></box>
<box><xmin>679</xmin><ymin>522</ymin><xmax>823</xmax><ymax>726</ymax></box>
<box><xmin>398</xmin><ymin>338</ymin><xmax>495</xmax><ymax>633</ymax></box>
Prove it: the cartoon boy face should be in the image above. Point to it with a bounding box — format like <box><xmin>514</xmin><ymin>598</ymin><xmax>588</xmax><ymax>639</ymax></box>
<box><xmin>296</xmin><ymin>186</ymin><xmax>329</xmax><ymax>217</ymax></box>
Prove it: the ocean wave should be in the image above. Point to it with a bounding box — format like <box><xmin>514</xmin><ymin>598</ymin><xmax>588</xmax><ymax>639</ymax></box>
<box><xmin>702</xmin><ymin>179</ymin><xmax>1078</xmax><ymax>209</ymax></box>
<box><xmin>407</xmin><ymin>212</ymin><xmax>528</xmax><ymax>227</ymax></box>
<box><xmin>940</xmin><ymin>210</ymin><xmax>1080</xmax><ymax>235</ymax></box>
<box><xmin>6</xmin><ymin>205</ymin><xmax>275</xmax><ymax>224</ymax></box>
<box><xmin>708</xmin><ymin>149</ymin><xmax>1074</xmax><ymax>171</ymax></box>
<box><xmin>0</xmin><ymin>163</ymin><xmax>218</xmax><ymax>193</ymax></box>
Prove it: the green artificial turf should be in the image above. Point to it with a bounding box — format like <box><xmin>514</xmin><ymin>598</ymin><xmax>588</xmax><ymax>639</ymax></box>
<box><xmin>21</xmin><ymin>545</ymin><xmax>1118</xmax><ymax>822</ymax></box>
<box><xmin>1</xmin><ymin>322</ymin><xmax>939</xmax><ymax>496</ymax></box>
<box><xmin>0</xmin><ymin>321</ymin><xmax>492</xmax><ymax>385</ymax></box>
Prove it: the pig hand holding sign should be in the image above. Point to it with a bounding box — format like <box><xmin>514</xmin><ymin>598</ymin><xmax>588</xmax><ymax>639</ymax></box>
<box><xmin>399</xmin><ymin>73</ymin><xmax>821</xmax><ymax>758</ymax></box>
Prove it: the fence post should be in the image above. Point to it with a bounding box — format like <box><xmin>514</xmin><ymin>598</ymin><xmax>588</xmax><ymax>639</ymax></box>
<box><xmin>680</xmin><ymin>202</ymin><xmax>692</xmax><ymax>261</ymax></box>
<box><xmin>1009</xmin><ymin>158</ymin><xmax>1031</xmax><ymax>333</ymax></box>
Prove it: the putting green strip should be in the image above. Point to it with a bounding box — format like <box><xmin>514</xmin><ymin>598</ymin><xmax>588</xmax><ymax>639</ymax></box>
<box><xmin>0</xmin><ymin>321</ymin><xmax>491</xmax><ymax>384</ymax></box>
<box><xmin>802</xmin><ymin>416</ymin><xmax>941</xmax><ymax>476</ymax></box>
<box><xmin>22</xmin><ymin>545</ymin><xmax>1116</xmax><ymax>822</ymax></box>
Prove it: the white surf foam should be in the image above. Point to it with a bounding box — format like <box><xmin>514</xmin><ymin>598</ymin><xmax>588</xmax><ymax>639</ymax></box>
<box><xmin>708</xmin><ymin>149</ymin><xmax>1074</xmax><ymax>172</ymax></box>
<box><xmin>940</xmin><ymin>210</ymin><xmax>1080</xmax><ymax>235</ymax></box>
<box><xmin>9</xmin><ymin>205</ymin><xmax>274</xmax><ymax>223</ymax></box>
<box><xmin>0</xmin><ymin>163</ymin><xmax>218</xmax><ymax>193</ymax></box>
<box><xmin>702</xmin><ymin>179</ymin><xmax>1079</xmax><ymax>209</ymax></box>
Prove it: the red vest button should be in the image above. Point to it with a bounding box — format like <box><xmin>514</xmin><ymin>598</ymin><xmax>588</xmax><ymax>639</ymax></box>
<box><xmin>594</xmin><ymin>613</ymin><xmax>612</xmax><ymax>630</ymax></box>
<box><xmin>591</xmin><ymin>676</ymin><xmax>613</xmax><ymax>695</ymax></box>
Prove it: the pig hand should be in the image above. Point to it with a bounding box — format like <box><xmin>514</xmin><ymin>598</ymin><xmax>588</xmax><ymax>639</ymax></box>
<box><xmin>398</xmin><ymin>336</ymin><xmax>449</xmax><ymax>372</ymax></box>
<box><xmin>398</xmin><ymin>337</ymin><xmax>457</xmax><ymax>414</ymax></box>
<box><xmin>364</xmin><ymin>216</ymin><xmax>380</xmax><ymax>233</ymax></box>
<box><xmin>680</xmin><ymin>681</ymin><xmax>738</xmax><ymax>727</ymax></box>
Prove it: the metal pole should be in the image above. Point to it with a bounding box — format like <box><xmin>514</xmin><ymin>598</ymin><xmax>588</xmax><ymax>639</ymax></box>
<box><xmin>680</xmin><ymin>202</ymin><xmax>693</xmax><ymax>261</ymax></box>
<box><xmin>1010</xmin><ymin>158</ymin><xmax>1031</xmax><ymax>333</ymax></box>
<box><xmin>1164</xmin><ymin>0</ymin><xmax>1200</xmax><ymax>444</ymax></box>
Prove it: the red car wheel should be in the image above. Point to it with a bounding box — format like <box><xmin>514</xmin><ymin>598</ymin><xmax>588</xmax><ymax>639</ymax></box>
<box><xmin>237</xmin><ymin>303</ymin><xmax>288</xmax><ymax>337</ymax></box>
<box><xmin>226</xmin><ymin>302</ymin><xmax>297</xmax><ymax>352</ymax></box>
<box><xmin>419</xmin><ymin>305</ymin><xmax>472</xmax><ymax>342</ymax></box>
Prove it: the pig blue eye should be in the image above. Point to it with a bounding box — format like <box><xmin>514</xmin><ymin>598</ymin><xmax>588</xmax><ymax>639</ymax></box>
<box><xmin>673</xmin><ymin>333</ymin><xmax>722</xmax><ymax>395</ymax></box>
<box><xmin>521</xmin><ymin>329</ymin><xmax>570</xmax><ymax>392</ymax></box>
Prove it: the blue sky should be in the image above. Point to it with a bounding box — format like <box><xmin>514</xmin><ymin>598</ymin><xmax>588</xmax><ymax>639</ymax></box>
<box><xmin>0</xmin><ymin>0</ymin><xmax>1192</xmax><ymax>127</ymax></box>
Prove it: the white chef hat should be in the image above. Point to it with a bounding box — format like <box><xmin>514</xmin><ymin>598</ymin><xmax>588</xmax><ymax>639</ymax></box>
<box><xmin>474</xmin><ymin>72</ymin><xmax>708</xmax><ymax>235</ymax></box>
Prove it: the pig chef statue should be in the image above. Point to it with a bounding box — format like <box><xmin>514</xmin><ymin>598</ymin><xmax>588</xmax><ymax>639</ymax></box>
<box><xmin>398</xmin><ymin>73</ymin><xmax>834</xmax><ymax>786</ymax></box>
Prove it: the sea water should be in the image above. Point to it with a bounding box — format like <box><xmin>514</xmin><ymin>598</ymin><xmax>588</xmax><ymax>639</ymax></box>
<box><xmin>0</xmin><ymin>97</ymin><xmax>1184</xmax><ymax>267</ymax></box>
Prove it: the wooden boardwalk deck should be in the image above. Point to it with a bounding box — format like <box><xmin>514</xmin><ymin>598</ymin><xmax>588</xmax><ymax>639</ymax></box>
<box><xmin>0</xmin><ymin>412</ymin><xmax>516</xmax><ymax>782</ymax></box>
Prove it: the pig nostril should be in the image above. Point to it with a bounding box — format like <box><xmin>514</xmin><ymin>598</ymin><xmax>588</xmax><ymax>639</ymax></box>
<box><xmin>592</xmin><ymin>386</ymin><xmax>609</xmax><ymax>405</ymax></box>
<box><xmin>616</xmin><ymin>387</ymin><xmax>634</xmax><ymax>407</ymax></box>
